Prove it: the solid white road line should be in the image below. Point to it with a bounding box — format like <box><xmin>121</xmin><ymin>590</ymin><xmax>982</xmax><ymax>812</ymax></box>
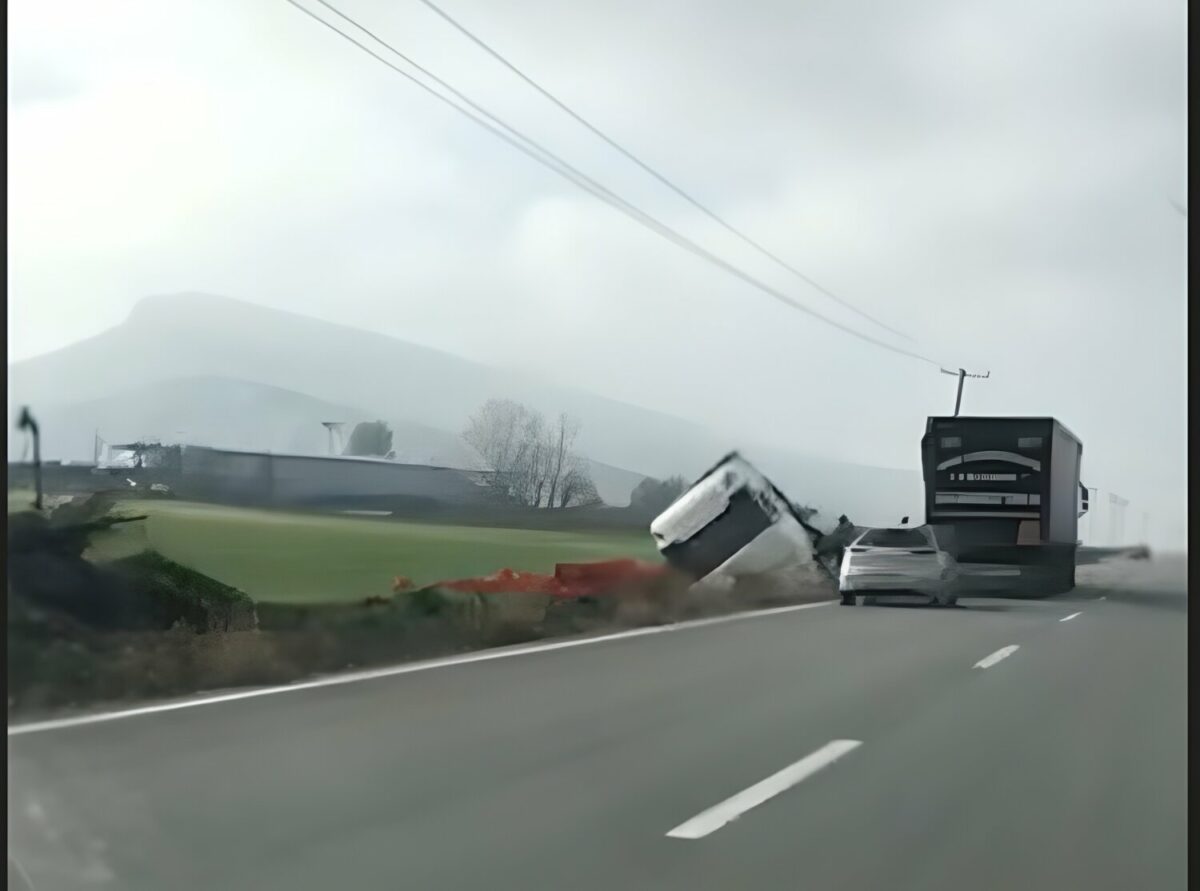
<box><xmin>8</xmin><ymin>600</ymin><xmax>836</xmax><ymax>738</ymax></box>
<box><xmin>667</xmin><ymin>740</ymin><xmax>863</xmax><ymax>840</ymax></box>
<box><xmin>973</xmin><ymin>645</ymin><xmax>1020</xmax><ymax>669</ymax></box>
<box><xmin>1060</xmin><ymin>612</ymin><xmax>1082</xmax><ymax>623</ymax></box>
<box><xmin>8</xmin><ymin>856</ymin><xmax>35</xmax><ymax>891</ymax></box>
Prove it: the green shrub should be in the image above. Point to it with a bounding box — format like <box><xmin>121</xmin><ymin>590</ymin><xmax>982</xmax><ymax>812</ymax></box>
<box><xmin>109</xmin><ymin>550</ymin><xmax>257</xmax><ymax>632</ymax></box>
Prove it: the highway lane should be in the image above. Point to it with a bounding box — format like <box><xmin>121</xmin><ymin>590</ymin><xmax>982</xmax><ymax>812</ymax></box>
<box><xmin>7</xmin><ymin>557</ymin><xmax>1186</xmax><ymax>890</ymax></box>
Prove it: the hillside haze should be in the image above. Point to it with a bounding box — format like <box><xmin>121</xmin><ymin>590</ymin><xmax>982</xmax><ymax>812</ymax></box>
<box><xmin>8</xmin><ymin>293</ymin><xmax>923</xmax><ymax>522</ymax></box>
<box><xmin>5</xmin><ymin>375</ymin><xmax>494</xmax><ymax>468</ymax></box>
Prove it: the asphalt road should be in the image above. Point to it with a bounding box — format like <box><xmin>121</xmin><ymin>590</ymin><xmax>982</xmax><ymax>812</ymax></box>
<box><xmin>7</xmin><ymin>557</ymin><xmax>1187</xmax><ymax>890</ymax></box>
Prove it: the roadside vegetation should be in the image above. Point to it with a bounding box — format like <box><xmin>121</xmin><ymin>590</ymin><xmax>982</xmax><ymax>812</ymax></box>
<box><xmin>6</xmin><ymin>491</ymin><xmax>834</xmax><ymax>720</ymax></box>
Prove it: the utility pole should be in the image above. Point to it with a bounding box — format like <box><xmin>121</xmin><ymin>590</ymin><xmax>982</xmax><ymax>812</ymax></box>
<box><xmin>940</xmin><ymin>367</ymin><xmax>991</xmax><ymax>416</ymax></box>
<box><xmin>17</xmin><ymin>407</ymin><xmax>42</xmax><ymax>511</ymax></box>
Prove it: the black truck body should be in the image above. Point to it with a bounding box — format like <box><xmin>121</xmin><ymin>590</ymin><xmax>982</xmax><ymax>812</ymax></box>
<box><xmin>921</xmin><ymin>416</ymin><xmax>1085</xmax><ymax>596</ymax></box>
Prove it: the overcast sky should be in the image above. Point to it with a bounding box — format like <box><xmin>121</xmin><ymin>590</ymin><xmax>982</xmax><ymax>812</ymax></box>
<box><xmin>7</xmin><ymin>0</ymin><xmax>1187</xmax><ymax>546</ymax></box>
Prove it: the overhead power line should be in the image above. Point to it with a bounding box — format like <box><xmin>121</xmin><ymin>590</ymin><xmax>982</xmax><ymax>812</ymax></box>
<box><xmin>413</xmin><ymin>0</ymin><xmax>912</xmax><ymax>343</ymax></box>
<box><xmin>284</xmin><ymin>0</ymin><xmax>947</xmax><ymax>368</ymax></box>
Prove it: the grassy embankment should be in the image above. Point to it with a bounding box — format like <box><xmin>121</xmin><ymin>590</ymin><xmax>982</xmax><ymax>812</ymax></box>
<box><xmin>7</xmin><ymin>494</ymin><xmax>842</xmax><ymax>718</ymax></box>
<box><xmin>85</xmin><ymin>499</ymin><xmax>661</xmax><ymax>604</ymax></box>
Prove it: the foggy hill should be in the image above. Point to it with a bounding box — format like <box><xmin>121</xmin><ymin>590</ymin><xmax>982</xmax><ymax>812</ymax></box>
<box><xmin>8</xmin><ymin>293</ymin><xmax>712</xmax><ymax>473</ymax></box>
<box><xmin>583</xmin><ymin>459</ymin><xmax>650</xmax><ymax>509</ymax></box>
<box><xmin>8</xmin><ymin>292</ymin><xmax>923</xmax><ymax>523</ymax></box>
<box><xmin>5</xmin><ymin>373</ymin><xmax>652</xmax><ymax>504</ymax></box>
<box><xmin>4</xmin><ymin>376</ymin><xmax>488</xmax><ymax>469</ymax></box>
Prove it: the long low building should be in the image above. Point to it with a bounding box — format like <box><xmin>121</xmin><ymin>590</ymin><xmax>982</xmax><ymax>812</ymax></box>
<box><xmin>176</xmin><ymin>445</ymin><xmax>494</xmax><ymax>508</ymax></box>
<box><xmin>9</xmin><ymin>443</ymin><xmax>497</xmax><ymax>511</ymax></box>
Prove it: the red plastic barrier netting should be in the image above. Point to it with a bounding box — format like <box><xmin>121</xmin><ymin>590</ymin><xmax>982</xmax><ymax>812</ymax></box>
<box><xmin>431</xmin><ymin>559</ymin><xmax>667</xmax><ymax>598</ymax></box>
<box><xmin>552</xmin><ymin>559</ymin><xmax>667</xmax><ymax>597</ymax></box>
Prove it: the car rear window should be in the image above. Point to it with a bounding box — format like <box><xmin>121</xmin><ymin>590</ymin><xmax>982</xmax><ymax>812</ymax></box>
<box><xmin>858</xmin><ymin>529</ymin><xmax>930</xmax><ymax>548</ymax></box>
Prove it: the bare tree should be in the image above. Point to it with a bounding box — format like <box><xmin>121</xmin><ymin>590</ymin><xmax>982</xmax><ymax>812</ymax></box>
<box><xmin>464</xmin><ymin>399</ymin><xmax>524</xmax><ymax>472</ymax></box>
<box><xmin>464</xmin><ymin>399</ymin><xmax>536</xmax><ymax>501</ymax></box>
<box><xmin>544</xmin><ymin>413</ymin><xmax>580</xmax><ymax>510</ymax></box>
<box><xmin>464</xmin><ymin>400</ymin><xmax>595</xmax><ymax>508</ymax></box>
<box><xmin>516</xmin><ymin>411</ymin><xmax>548</xmax><ymax>507</ymax></box>
<box><xmin>557</xmin><ymin>456</ymin><xmax>601</xmax><ymax>508</ymax></box>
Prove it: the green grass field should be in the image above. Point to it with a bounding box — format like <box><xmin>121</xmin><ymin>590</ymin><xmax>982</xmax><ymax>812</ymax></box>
<box><xmin>8</xmin><ymin>489</ymin><xmax>37</xmax><ymax>512</ymax></box>
<box><xmin>88</xmin><ymin>499</ymin><xmax>660</xmax><ymax>604</ymax></box>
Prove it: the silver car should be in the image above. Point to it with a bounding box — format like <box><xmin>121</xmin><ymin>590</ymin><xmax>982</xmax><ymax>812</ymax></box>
<box><xmin>839</xmin><ymin>526</ymin><xmax>958</xmax><ymax>606</ymax></box>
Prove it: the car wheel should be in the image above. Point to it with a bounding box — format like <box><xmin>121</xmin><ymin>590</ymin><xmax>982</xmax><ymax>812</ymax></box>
<box><xmin>840</xmin><ymin>592</ymin><xmax>856</xmax><ymax>606</ymax></box>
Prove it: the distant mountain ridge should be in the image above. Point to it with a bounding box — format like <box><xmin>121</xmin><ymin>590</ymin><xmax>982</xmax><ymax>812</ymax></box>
<box><xmin>5</xmin><ymin>373</ymin><xmax>488</xmax><ymax>466</ymax></box>
<box><xmin>5</xmin><ymin>373</ymin><xmax>646</xmax><ymax>505</ymax></box>
<box><xmin>8</xmin><ymin>292</ymin><xmax>923</xmax><ymax>522</ymax></box>
<box><xmin>9</xmin><ymin>293</ymin><xmax>711</xmax><ymax>474</ymax></box>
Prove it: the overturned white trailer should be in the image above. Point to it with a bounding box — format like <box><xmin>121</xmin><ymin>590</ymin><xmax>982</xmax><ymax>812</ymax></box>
<box><xmin>649</xmin><ymin>452</ymin><xmax>845</xmax><ymax>596</ymax></box>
